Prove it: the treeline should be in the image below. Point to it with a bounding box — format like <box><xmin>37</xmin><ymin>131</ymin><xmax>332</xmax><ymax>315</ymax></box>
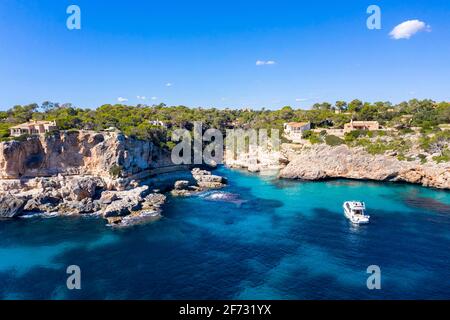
<box><xmin>0</xmin><ymin>99</ymin><xmax>449</xmax><ymax>144</ymax></box>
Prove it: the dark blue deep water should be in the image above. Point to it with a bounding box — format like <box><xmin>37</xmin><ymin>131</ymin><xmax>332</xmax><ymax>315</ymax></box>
<box><xmin>1</xmin><ymin>167</ymin><xmax>449</xmax><ymax>299</ymax></box>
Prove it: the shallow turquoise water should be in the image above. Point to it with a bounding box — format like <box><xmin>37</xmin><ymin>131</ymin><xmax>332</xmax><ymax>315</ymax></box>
<box><xmin>0</xmin><ymin>167</ymin><xmax>449</xmax><ymax>299</ymax></box>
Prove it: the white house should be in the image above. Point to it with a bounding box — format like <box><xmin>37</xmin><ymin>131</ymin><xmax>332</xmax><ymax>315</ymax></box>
<box><xmin>10</xmin><ymin>120</ymin><xmax>58</xmax><ymax>137</ymax></box>
<box><xmin>284</xmin><ymin>122</ymin><xmax>311</xmax><ymax>134</ymax></box>
<box><xmin>283</xmin><ymin>122</ymin><xmax>311</xmax><ymax>141</ymax></box>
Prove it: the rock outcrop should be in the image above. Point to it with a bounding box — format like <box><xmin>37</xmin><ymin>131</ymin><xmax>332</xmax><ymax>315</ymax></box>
<box><xmin>0</xmin><ymin>131</ymin><xmax>173</xmax><ymax>224</ymax></box>
<box><xmin>0</xmin><ymin>175</ymin><xmax>167</xmax><ymax>226</ymax></box>
<box><xmin>192</xmin><ymin>168</ymin><xmax>227</xmax><ymax>189</ymax></box>
<box><xmin>0</xmin><ymin>131</ymin><xmax>172</xmax><ymax>180</ymax></box>
<box><xmin>0</xmin><ymin>194</ymin><xmax>27</xmax><ymax>218</ymax></box>
<box><xmin>279</xmin><ymin>144</ymin><xmax>450</xmax><ymax>189</ymax></box>
<box><xmin>171</xmin><ymin>168</ymin><xmax>227</xmax><ymax>196</ymax></box>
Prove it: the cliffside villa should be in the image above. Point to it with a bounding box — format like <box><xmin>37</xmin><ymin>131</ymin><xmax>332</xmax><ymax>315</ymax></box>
<box><xmin>10</xmin><ymin>120</ymin><xmax>58</xmax><ymax>137</ymax></box>
<box><xmin>343</xmin><ymin>121</ymin><xmax>379</xmax><ymax>133</ymax></box>
<box><xmin>284</xmin><ymin>122</ymin><xmax>311</xmax><ymax>141</ymax></box>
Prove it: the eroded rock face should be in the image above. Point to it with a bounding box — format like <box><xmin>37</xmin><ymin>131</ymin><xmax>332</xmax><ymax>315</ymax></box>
<box><xmin>0</xmin><ymin>131</ymin><xmax>174</xmax><ymax>224</ymax></box>
<box><xmin>279</xmin><ymin>144</ymin><xmax>450</xmax><ymax>189</ymax></box>
<box><xmin>192</xmin><ymin>168</ymin><xmax>227</xmax><ymax>189</ymax></box>
<box><xmin>170</xmin><ymin>169</ymin><xmax>228</xmax><ymax>197</ymax></box>
<box><xmin>174</xmin><ymin>180</ymin><xmax>189</xmax><ymax>190</ymax></box>
<box><xmin>105</xmin><ymin>191</ymin><xmax>167</xmax><ymax>227</ymax></box>
<box><xmin>0</xmin><ymin>131</ymin><xmax>172</xmax><ymax>179</ymax></box>
<box><xmin>61</xmin><ymin>177</ymin><xmax>105</xmax><ymax>201</ymax></box>
<box><xmin>0</xmin><ymin>194</ymin><xmax>27</xmax><ymax>218</ymax></box>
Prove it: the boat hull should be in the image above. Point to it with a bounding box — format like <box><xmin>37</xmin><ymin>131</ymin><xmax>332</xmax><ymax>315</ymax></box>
<box><xmin>343</xmin><ymin>206</ymin><xmax>370</xmax><ymax>224</ymax></box>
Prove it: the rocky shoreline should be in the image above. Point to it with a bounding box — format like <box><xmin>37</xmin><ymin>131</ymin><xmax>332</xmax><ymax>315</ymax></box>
<box><xmin>1</xmin><ymin>130</ymin><xmax>448</xmax><ymax>225</ymax></box>
<box><xmin>225</xmin><ymin>143</ymin><xmax>450</xmax><ymax>190</ymax></box>
<box><xmin>279</xmin><ymin>144</ymin><xmax>450</xmax><ymax>189</ymax></box>
<box><xmin>0</xmin><ymin>131</ymin><xmax>227</xmax><ymax>225</ymax></box>
<box><xmin>0</xmin><ymin>167</ymin><xmax>227</xmax><ymax>226</ymax></box>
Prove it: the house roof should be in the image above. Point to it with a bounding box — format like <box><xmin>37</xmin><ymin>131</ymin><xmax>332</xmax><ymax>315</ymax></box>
<box><xmin>10</xmin><ymin>121</ymin><xmax>56</xmax><ymax>129</ymax></box>
<box><xmin>347</xmin><ymin>121</ymin><xmax>379</xmax><ymax>125</ymax></box>
<box><xmin>285</xmin><ymin>122</ymin><xmax>309</xmax><ymax>128</ymax></box>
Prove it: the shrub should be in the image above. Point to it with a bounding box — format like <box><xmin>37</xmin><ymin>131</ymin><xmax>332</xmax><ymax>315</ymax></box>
<box><xmin>365</xmin><ymin>142</ymin><xmax>389</xmax><ymax>155</ymax></box>
<box><xmin>308</xmin><ymin>133</ymin><xmax>322</xmax><ymax>144</ymax></box>
<box><xmin>109</xmin><ymin>165</ymin><xmax>123</xmax><ymax>178</ymax></box>
<box><xmin>302</xmin><ymin>130</ymin><xmax>313</xmax><ymax>139</ymax></box>
<box><xmin>399</xmin><ymin>127</ymin><xmax>414</xmax><ymax>135</ymax></box>
<box><xmin>433</xmin><ymin>149</ymin><xmax>450</xmax><ymax>163</ymax></box>
<box><xmin>418</xmin><ymin>154</ymin><xmax>428</xmax><ymax>164</ymax></box>
<box><xmin>11</xmin><ymin>134</ymin><xmax>31</xmax><ymax>142</ymax></box>
<box><xmin>45</xmin><ymin>130</ymin><xmax>60</xmax><ymax>138</ymax></box>
<box><xmin>344</xmin><ymin>130</ymin><xmax>367</xmax><ymax>142</ymax></box>
<box><xmin>165</xmin><ymin>141</ymin><xmax>177</xmax><ymax>150</ymax></box>
<box><xmin>325</xmin><ymin>135</ymin><xmax>344</xmax><ymax>146</ymax></box>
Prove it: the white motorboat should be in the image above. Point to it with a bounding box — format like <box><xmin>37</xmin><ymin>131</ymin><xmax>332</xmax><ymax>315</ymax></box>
<box><xmin>343</xmin><ymin>201</ymin><xmax>370</xmax><ymax>224</ymax></box>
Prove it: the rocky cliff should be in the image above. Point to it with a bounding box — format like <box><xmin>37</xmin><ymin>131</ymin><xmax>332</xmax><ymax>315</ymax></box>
<box><xmin>0</xmin><ymin>131</ymin><xmax>172</xmax><ymax>180</ymax></box>
<box><xmin>0</xmin><ymin>132</ymin><xmax>228</xmax><ymax>224</ymax></box>
<box><xmin>0</xmin><ymin>131</ymin><xmax>174</xmax><ymax>224</ymax></box>
<box><xmin>279</xmin><ymin>144</ymin><xmax>450</xmax><ymax>189</ymax></box>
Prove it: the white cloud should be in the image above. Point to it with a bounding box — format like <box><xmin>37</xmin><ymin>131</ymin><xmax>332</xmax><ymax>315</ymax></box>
<box><xmin>137</xmin><ymin>96</ymin><xmax>147</xmax><ymax>100</ymax></box>
<box><xmin>256</xmin><ymin>60</ymin><xmax>276</xmax><ymax>66</ymax></box>
<box><xmin>295</xmin><ymin>98</ymin><xmax>309</xmax><ymax>102</ymax></box>
<box><xmin>151</xmin><ymin>97</ymin><xmax>158</xmax><ymax>100</ymax></box>
<box><xmin>389</xmin><ymin>20</ymin><xmax>431</xmax><ymax>40</ymax></box>
<box><xmin>166</xmin><ymin>82</ymin><xmax>172</xmax><ymax>87</ymax></box>
<box><xmin>117</xmin><ymin>97</ymin><xmax>128</xmax><ymax>103</ymax></box>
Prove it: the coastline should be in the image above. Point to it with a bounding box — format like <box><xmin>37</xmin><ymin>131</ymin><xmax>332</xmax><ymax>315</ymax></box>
<box><xmin>224</xmin><ymin>143</ymin><xmax>450</xmax><ymax>190</ymax></box>
<box><xmin>0</xmin><ymin>130</ymin><xmax>449</xmax><ymax>224</ymax></box>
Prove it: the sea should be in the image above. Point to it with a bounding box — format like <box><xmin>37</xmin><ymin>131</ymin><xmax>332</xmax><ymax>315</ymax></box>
<box><xmin>1</xmin><ymin>166</ymin><xmax>449</xmax><ymax>299</ymax></box>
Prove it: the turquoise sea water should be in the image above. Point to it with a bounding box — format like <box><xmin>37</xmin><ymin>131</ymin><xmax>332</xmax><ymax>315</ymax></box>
<box><xmin>0</xmin><ymin>166</ymin><xmax>449</xmax><ymax>299</ymax></box>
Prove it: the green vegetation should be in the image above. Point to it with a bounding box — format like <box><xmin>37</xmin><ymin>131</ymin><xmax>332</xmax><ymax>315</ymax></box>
<box><xmin>325</xmin><ymin>135</ymin><xmax>344</xmax><ymax>146</ymax></box>
<box><xmin>109</xmin><ymin>165</ymin><xmax>123</xmax><ymax>178</ymax></box>
<box><xmin>0</xmin><ymin>99</ymin><xmax>448</xmax><ymax>162</ymax></box>
<box><xmin>418</xmin><ymin>154</ymin><xmax>428</xmax><ymax>164</ymax></box>
<box><xmin>433</xmin><ymin>149</ymin><xmax>450</xmax><ymax>163</ymax></box>
<box><xmin>11</xmin><ymin>134</ymin><xmax>31</xmax><ymax>142</ymax></box>
<box><xmin>302</xmin><ymin>130</ymin><xmax>322</xmax><ymax>144</ymax></box>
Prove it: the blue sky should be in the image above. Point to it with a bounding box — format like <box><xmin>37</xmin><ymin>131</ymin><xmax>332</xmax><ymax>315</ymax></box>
<box><xmin>0</xmin><ymin>0</ymin><xmax>449</xmax><ymax>110</ymax></box>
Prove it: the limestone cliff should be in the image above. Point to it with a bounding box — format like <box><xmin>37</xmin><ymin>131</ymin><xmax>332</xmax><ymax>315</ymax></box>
<box><xmin>279</xmin><ymin>144</ymin><xmax>450</xmax><ymax>189</ymax></box>
<box><xmin>0</xmin><ymin>131</ymin><xmax>172</xmax><ymax>180</ymax></box>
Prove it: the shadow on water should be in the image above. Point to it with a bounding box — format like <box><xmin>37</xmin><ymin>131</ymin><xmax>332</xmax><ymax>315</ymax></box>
<box><xmin>0</xmin><ymin>217</ymin><xmax>294</xmax><ymax>299</ymax></box>
<box><xmin>402</xmin><ymin>194</ymin><xmax>450</xmax><ymax>214</ymax></box>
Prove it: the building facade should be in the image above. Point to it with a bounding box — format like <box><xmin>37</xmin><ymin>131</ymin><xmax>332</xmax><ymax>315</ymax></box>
<box><xmin>343</xmin><ymin>121</ymin><xmax>379</xmax><ymax>133</ymax></box>
<box><xmin>284</xmin><ymin>122</ymin><xmax>311</xmax><ymax>141</ymax></box>
<box><xmin>10</xmin><ymin>121</ymin><xmax>58</xmax><ymax>137</ymax></box>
